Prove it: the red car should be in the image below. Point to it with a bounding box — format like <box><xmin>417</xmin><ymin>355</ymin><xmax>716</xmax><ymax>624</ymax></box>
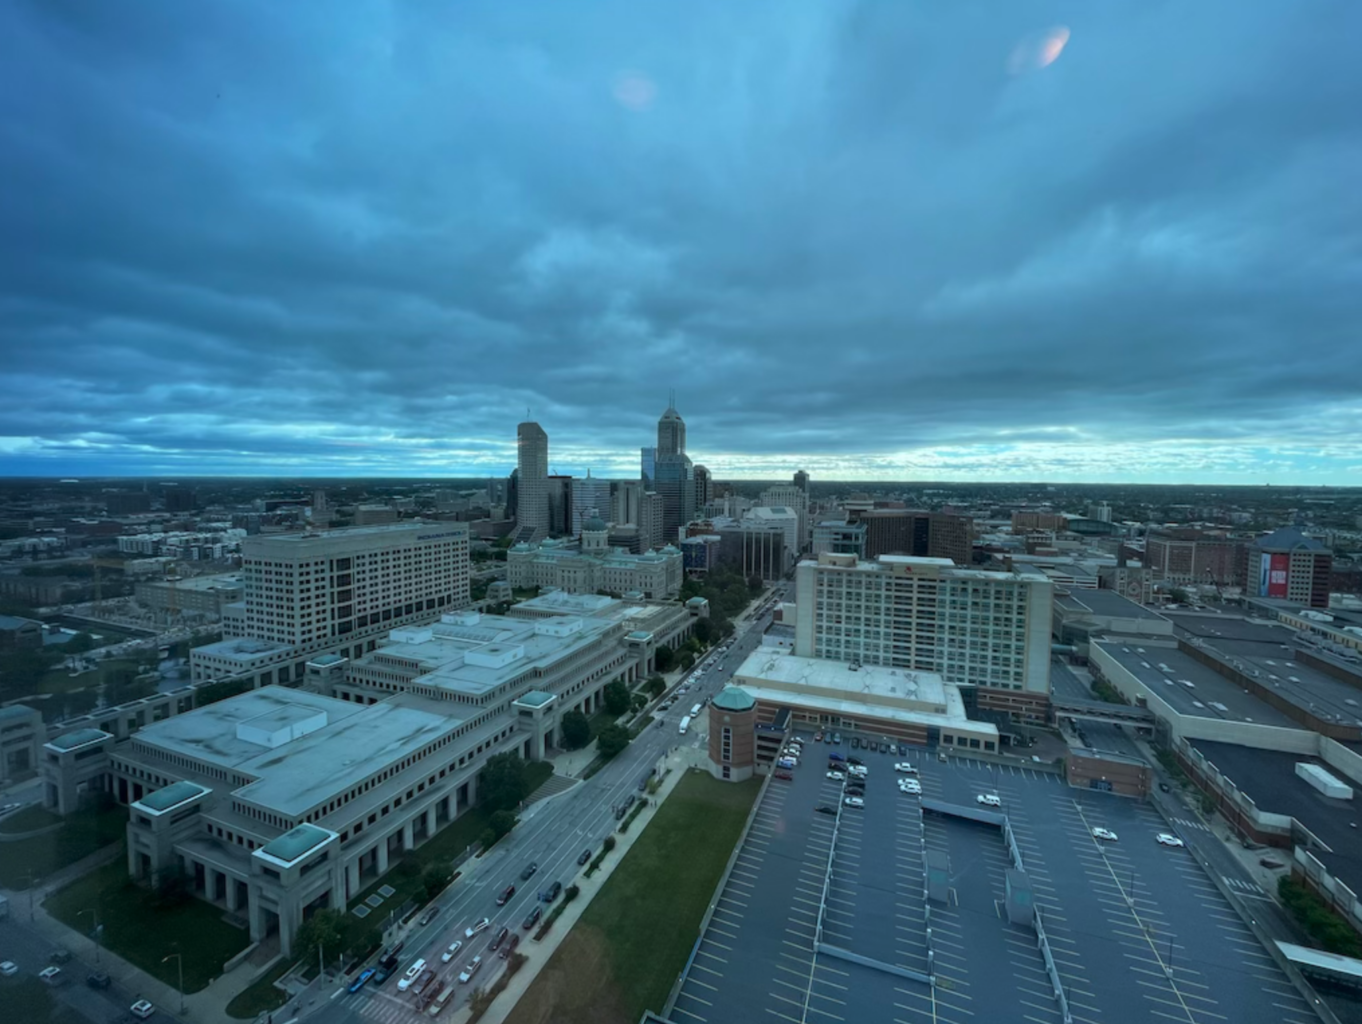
<box><xmin>774</xmin><ymin>770</ymin><xmax>793</xmax><ymax>781</ymax></box>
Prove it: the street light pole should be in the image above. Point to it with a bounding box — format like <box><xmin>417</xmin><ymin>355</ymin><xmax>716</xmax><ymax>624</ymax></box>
<box><xmin>162</xmin><ymin>951</ymin><xmax>185</xmax><ymax>1014</ymax></box>
<box><xmin>80</xmin><ymin>907</ymin><xmax>101</xmax><ymax>965</ymax></box>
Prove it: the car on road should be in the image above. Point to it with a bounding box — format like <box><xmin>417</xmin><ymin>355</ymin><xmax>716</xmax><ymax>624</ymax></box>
<box><xmin>441</xmin><ymin>940</ymin><xmax>463</xmax><ymax>963</ymax></box>
<box><xmin>843</xmin><ymin>796</ymin><xmax>865</xmax><ymax>809</ymax></box>
<box><xmin>814</xmin><ymin>804</ymin><xmax>837</xmax><ymax>815</ymax></box>
<box><xmin>1090</xmin><ymin>827</ymin><xmax>1119</xmax><ymax>842</ymax></box>
<box><xmin>496</xmin><ymin>884</ymin><xmax>516</xmax><ymax>905</ymax></box>
<box><xmin>1155</xmin><ymin>833</ymin><xmax>1185</xmax><ymax>848</ymax></box>
<box><xmin>419</xmin><ymin>904</ymin><xmax>441</xmax><ymax>926</ymax></box>
<box><xmin>520</xmin><ymin>862</ymin><xmax>538</xmax><ymax>881</ymax></box>
<box><xmin>49</xmin><ymin>948</ymin><xmax>72</xmax><ymax>965</ymax></box>
<box><xmin>541</xmin><ymin>881</ymin><xmax>563</xmax><ymax>903</ymax></box>
<box><xmin>826</xmin><ymin>770</ymin><xmax>845</xmax><ymax>781</ymax></box>
<box><xmin>1158</xmin><ymin>782</ymin><xmax>1171</xmax><ymax>793</ymax></box>
<box><xmin>398</xmin><ymin>958</ymin><xmax>428</xmax><ymax>991</ymax></box>
<box><xmin>976</xmin><ymin>793</ymin><xmax>1001</xmax><ymax>807</ymax></box>
<box><xmin>489</xmin><ymin>926</ymin><xmax>510</xmax><ymax>952</ymax></box>
<box><xmin>500</xmin><ymin>934</ymin><xmax>521</xmax><ymax>959</ymax></box>
<box><xmin>38</xmin><ymin>966</ymin><xmax>63</xmax><ymax>986</ymax></box>
<box><xmin>373</xmin><ymin>955</ymin><xmax>399</xmax><ymax>984</ymax></box>
<box><xmin>894</xmin><ymin>762</ymin><xmax>918</xmax><ymax>774</ymax></box>
<box><xmin>523</xmin><ymin>906</ymin><xmax>542</xmax><ymax>929</ymax></box>
<box><xmin>773</xmin><ymin>770</ymin><xmax>793</xmax><ymax>781</ymax></box>
<box><xmin>578</xmin><ymin>849</ymin><xmax>592</xmax><ymax>866</ymax></box>
<box><xmin>348</xmin><ymin>968</ymin><xmax>375</xmax><ymax>993</ymax></box>
<box><xmin>465</xmin><ymin>917</ymin><xmax>491</xmax><ymax>938</ymax></box>
<box><xmin>87</xmin><ymin>971</ymin><xmax>112</xmax><ymax>989</ymax></box>
<box><xmin>458</xmin><ymin>956</ymin><xmax>482</xmax><ymax>984</ymax></box>
<box><xmin>0</xmin><ymin>962</ymin><xmax>16</xmax><ymax>977</ymax></box>
<box><xmin>131</xmin><ymin>1000</ymin><xmax>155</xmax><ymax>1020</ymax></box>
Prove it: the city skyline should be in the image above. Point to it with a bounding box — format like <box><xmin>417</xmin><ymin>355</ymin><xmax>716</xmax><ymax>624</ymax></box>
<box><xmin>3</xmin><ymin>3</ymin><xmax>1360</xmax><ymax>485</ymax></box>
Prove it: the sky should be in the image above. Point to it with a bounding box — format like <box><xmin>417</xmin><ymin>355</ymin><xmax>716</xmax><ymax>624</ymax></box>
<box><xmin>2</xmin><ymin>1</ymin><xmax>1361</xmax><ymax>484</ymax></box>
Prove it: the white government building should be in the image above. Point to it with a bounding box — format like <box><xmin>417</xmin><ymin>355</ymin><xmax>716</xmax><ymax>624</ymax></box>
<box><xmin>506</xmin><ymin>517</ymin><xmax>683</xmax><ymax>599</ymax></box>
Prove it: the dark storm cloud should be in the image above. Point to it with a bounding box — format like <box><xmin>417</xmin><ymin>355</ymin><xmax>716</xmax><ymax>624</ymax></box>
<box><xmin>2</xmin><ymin>0</ymin><xmax>1361</xmax><ymax>481</ymax></box>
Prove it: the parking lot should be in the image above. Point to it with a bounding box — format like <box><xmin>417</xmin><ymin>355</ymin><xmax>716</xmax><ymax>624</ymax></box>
<box><xmin>669</xmin><ymin>738</ymin><xmax>1321</xmax><ymax>1024</ymax></box>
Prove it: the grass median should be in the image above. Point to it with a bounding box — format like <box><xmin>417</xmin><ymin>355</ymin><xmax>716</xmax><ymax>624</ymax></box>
<box><xmin>0</xmin><ymin>801</ymin><xmax>127</xmax><ymax>888</ymax></box>
<box><xmin>505</xmin><ymin>771</ymin><xmax>760</xmax><ymax>1024</ymax></box>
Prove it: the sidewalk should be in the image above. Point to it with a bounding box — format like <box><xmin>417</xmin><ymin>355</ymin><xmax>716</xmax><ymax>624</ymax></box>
<box><xmin>457</xmin><ymin>751</ymin><xmax>696</xmax><ymax>1024</ymax></box>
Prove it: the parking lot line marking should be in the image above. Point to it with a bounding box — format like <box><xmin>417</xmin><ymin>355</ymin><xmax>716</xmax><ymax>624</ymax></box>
<box><xmin>671</xmin><ymin>1006</ymin><xmax>707</xmax><ymax>1022</ymax></box>
<box><xmin>696</xmin><ymin>948</ymin><xmax>728</xmax><ymax>964</ymax></box>
<box><xmin>762</xmin><ymin>1008</ymin><xmax>803</xmax><ymax>1024</ymax></box>
<box><xmin>682</xmin><ymin>991</ymin><xmax>715</xmax><ymax>1007</ymax></box>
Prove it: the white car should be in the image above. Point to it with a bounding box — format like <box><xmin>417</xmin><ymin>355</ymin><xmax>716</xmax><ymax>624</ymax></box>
<box><xmin>976</xmin><ymin>794</ymin><xmax>1001</xmax><ymax>807</ymax></box>
<box><xmin>441</xmin><ymin>940</ymin><xmax>463</xmax><ymax>962</ymax></box>
<box><xmin>0</xmin><ymin>962</ymin><xmax>16</xmax><ymax>977</ymax></box>
<box><xmin>1155</xmin><ymin>833</ymin><xmax>1185</xmax><ymax>848</ymax></box>
<box><xmin>465</xmin><ymin>917</ymin><xmax>490</xmax><ymax>938</ymax></box>
<box><xmin>131</xmin><ymin>1002</ymin><xmax>155</xmax><ymax>1020</ymax></box>
<box><xmin>898</xmin><ymin>780</ymin><xmax>921</xmax><ymax>795</ymax></box>
<box><xmin>847</xmin><ymin>765</ymin><xmax>868</xmax><ymax>779</ymax></box>
<box><xmin>894</xmin><ymin>763</ymin><xmax>918</xmax><ymax>774</ymax></box>
<box><xmin>1091</xmin><ymin>827</ymin><xmax>1119</xmax><ymax>842</ymax></box>
<box><xmin>843</xmin><ymin>796</ymin><xmax>865</xmax><ymax>809</ymax></box>
<box><xmin>458</xmin><ymin>955</ymin><xmax>483</xmax><ymax>984</ymax></box>
<box><xmin>397</xmin><ymin>958</ymin><xmax>427</xmax><ymax>991</ymax></box>
<box><xmin>826</xmin><ymin>770</ymin><xmax>845</xmax><ymax>781</ymax></box>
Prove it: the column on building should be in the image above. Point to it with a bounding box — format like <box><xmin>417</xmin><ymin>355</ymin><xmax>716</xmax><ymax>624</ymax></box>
<box><xmin>225</xmin><ymin>874</ymin><xmax>239</xmax><ymax>912</ymax></box>
<box><xmin>376</xmin><ymin>838</ymin><xmax>389</xmax><ymax>874</ymax></box>
<box><xmin>402</xmin><ymin>819</ymin><xmax>415</xmax><ymax>852</ymax></box>
<box><xmin>347</xmin><ymin>859</ymin><xmax>360</xmax><ymax>901</ymax></box>
<box><xmin>424</xmin><ymin>805</ymin><xmax>436</xmax><ymax>839</ymax></box>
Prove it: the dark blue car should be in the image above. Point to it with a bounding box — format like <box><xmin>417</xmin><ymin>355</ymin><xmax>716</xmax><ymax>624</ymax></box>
<box><xmin>348</xmin><ymin>967</ymin><xmax>376</xmax><ymax>994</ymax></box>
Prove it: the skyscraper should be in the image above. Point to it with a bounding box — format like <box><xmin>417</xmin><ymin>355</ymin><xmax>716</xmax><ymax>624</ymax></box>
<box><xmin>571</xmin><ymin>471</ymin><xmax>612</xmax><ymax>535</ymax></box>
<box><xmin>650</xmin><ymin>398</ymin><xmax>694</xmax><ymax>543</ymax></box>
<box><xmin>516</xmin><ymin>421</ymin><xmax>549</xmax><ymax>541</ymax></box>
<box><xmin>657</xmin><ymin>392</ymin><xmax>686</xmax><ymax>456</ymax></box>
<box><xmin>694</xmin><ymin>464</ymin><xmax>712</xmax><ymax>510</ymax></box>
<box><xmin>793</xmin><ymin>469</ymin><xmax>810</xmax><ymax>496</ymax></box>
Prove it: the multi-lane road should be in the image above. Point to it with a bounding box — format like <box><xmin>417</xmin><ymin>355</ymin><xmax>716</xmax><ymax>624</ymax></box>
<box><xmin>310</xmin><ymin>583</ymin><xmax>790</xmax><ymax>1024</ymax></box>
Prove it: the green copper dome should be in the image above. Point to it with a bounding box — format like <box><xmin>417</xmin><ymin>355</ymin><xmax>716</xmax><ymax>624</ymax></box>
<box><xmin>712</xmin><ymin>686</ymin><xmax>755</xmax><ymax>712</ymax></box>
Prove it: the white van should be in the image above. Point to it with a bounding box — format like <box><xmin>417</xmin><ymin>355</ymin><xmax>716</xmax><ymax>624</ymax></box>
<box><xmin>679</xmin><ymin>715</ymin><xmax>691</xmax><ymax>735</ymax></box>
<box><xmin>690</xmin><ymin>703</ymin><xmax>703</xmax><ymax>717</ymax></box>
<box><xmin>397</xmin><ymin>958</ymin><xmax>427</xmax><ymax>991</ymax></box>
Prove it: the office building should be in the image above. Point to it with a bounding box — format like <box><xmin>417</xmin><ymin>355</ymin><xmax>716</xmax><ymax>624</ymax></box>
<box><xmin>190</xmin><ymin>522</ymin><xmax>470</xmax><ymax>688</ymax></box>
<box><xmin>793</xmin><ymin>469</ymin><xmax>810</xmax><ymax>496</ymax></box>
<box><xmin>812</xmin><ymin>520</ymin><xmax>866</xmax><ymax>558</ymax></box>
<box><xmin>746</xmin><ymin>506</ymin><xmax>800</xmax><ymax>567</ymax></box>
<box><xmin>545</xmin><ymin>476</ymin><xmax>572</xmax><ymax>537</ymax></box>
<box><xmin>1146</xmin><ymin>529</ymin><xmax>1246</xmax><ymax>588</ymax></box>
<box><xmin>1011</xmin><ymin>511</ymin><xmax>1065</xmax><ymax>532</ymax></box>
<box><xmin>515</xmin><ymin>421</ymin><xmax>549</xmax><ymax>542</ymax></box>
<box><xmin>793</xmin><ymin>553</ymin><xmax>1053</xmax><ymax>720</ymax></box>
<box><xmin>163</xmin><ymin>486</ymin><xmax>198</xmax><ymax>513</ymax></box>
<box><xmin>693</xmin><ymin>464</ymin><xmax>712</xmax><ymax>510</ymax></box>
<box><xmin>507</xmin><ymin>520</ymin><xmax>683</xmax><ymax>599</ymax></box>
<box><xmin>135</xmin><ymin>573</ymin><xmax>244</xmax><ymax>618</ymax></box>
<box><xmin>714</xmin><ymin>519</ymin><xmax>787</xmax><ymax>582</ymax></box>
<box><xmin>352</xmin><ymin>504</ymin><xmax>398</xmax><ymax>526</ymax></box>
<box><xmin>645</xmin><ymin>400</ymin><xmax>696</xmax><ymax>545</ymax></box>
<box><xmin>855</xmin><ymin>509</ymin><xmax>972</xmax><ymax>566</ymax></box>
<box><xmin>639</xmin><ymin>491</ymin><xmax>665</xmax><ymax>551</ymax></box>
<box><xmin>1245</xmin><ymin>527</ymin><xmax>1332</xmax><ymax>609</ymax></box>
<box><xmin>760</xmin><ymin>485</ymin><xmax>809</xmax><ymax>552</ymax></box>
<box><xmin>612</xmin><ymin>479</ymin><xmax>642</xmax><ymax>526</ymax></box>
<box><xmin>571</xmin><ymin>473</ymin><xmax>612</xmax><ymax>536</ymax></box>
<box><xmin>657</xmin><ymin>394</ymin><xmax>686</xmax><ymax>456</ymax></box>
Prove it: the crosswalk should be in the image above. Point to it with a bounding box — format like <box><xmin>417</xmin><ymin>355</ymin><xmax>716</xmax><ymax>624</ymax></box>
<box><xmin>1168</xmin><ymin>816</ymin><xmax>1212</xmax><ymax>833</ymax></box>
<box><xmin>1223</xmin><ymin>876</ymin><xmax>1267</xmax><ymax>897</ymax></box>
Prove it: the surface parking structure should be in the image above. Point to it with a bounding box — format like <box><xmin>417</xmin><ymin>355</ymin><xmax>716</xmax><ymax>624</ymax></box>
<box><xmin>666</xmin><ymin>741</ymin><xmax>1320</xmax><ymax>1024</ymax></box>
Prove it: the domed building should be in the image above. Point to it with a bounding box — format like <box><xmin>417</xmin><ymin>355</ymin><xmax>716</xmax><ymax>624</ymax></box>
<box><xmin>707</xmin><ymin>686</ymin><xmax>757</xmax><ymax>782</ymax></box>
<box><xmin>506</xmin><ymin>529</ymin><xmax>684</xmax><ymax>600</ymax></box>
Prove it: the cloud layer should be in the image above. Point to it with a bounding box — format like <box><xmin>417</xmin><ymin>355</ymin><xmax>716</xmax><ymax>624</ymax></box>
<box><xmin>3</xmin><ymin>1</ymin><xmax>1361</xmax><ymax>482</ymax></box>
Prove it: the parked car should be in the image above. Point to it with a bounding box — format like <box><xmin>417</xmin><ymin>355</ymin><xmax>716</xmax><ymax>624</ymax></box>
<box><xmin>826</xmin><ymin>770</ymin><xmax>845</xmax><ymax>781</ymax></box>
<box><xmin>843</xmin><ymin>796</ymin><xmax>865</xmax><ymax>809</ymax></box>
<box><xmin>845</xmin><ymin>755</ymin><xmax>863</xmax><ymax>766</ymax></box>
<box><xmin>894</xmin><ymin>762</ymin><xmax>918</xmax><ymax>774</ymax></box>
<box><xmin>523</xmin><ymin>906</ymin><xmax>542</xmax><ymax>929</ymax></box>
<box><xmin>814</xmin><ymin>804</ymin><xmax>837</xmax><ymax>815</ymax></box>
<box><xmin>49</xmin><ymin>948</ymin><xmax>72</xmax><ymax>965</ymax></box>
<box><xmin>773</xmin><ymin>770</ymin><xmax>793</xmax><ymax>781</ymax></box>
<box><xmin>0</xmin><ymin>962</ymin><xmax>17</xmax><ymax>978</ymax></box>
<box><xmin>131</xmin><ymin>1000</ymin><xmax>156</xmax><ymax>1020</ymax></box>
<box><xmin>38</xmin><ymin>966</ymin><xmax>63</xmax><ymax>986</ymax></box>
<box><xmin>845</xmin><ymin>785</ymin><xmax>866</xmax><ymax>797</ymax></box>
<box><xmin>976</xmin><ymin>793</ymin><xmax>1001</xmax><ymax>807</ymax></box>
<box><xmin>87</xmin><ymin>972</ymin><xmax>112</xmax><ymax>989</ymax></box>
<box><xmin>813</xmin><ymin>731</ymin><xmax>824</xmax><ymax>742</ymax></box>
<box><xmin>828</xmin><ymin>752</ymin><xmax>845</xmax><ymax>762</ymax></box>
<box><xmin>541</xmin><ymin>881</ymin><xmax>563</xmax><ymax>902</ymax></box>
<box><xmin>850</xmin><ymin>736</ymin><xmax>860</xmax><ymax>749</ymax></box>
<box><xmin>847</xmin><ymin>765</ymin><xmax>868</xmax><ymax>779</ymax></box>
<box><xmin>777</xmin><ymin>757</ymin><xmax>797</xmax><ymax>770</ymax></box>
<box><xmin>441</xmin><ymin>940</ymin><xmax>463</xmax><ymax>963</ymax></box>
<box><xmin>578</xmin><ymin>849</ymin><xmax>592</xmax><ymax>866</ymax></box>
<box><xmin>465</xmin><ymin>917</ymin><xmax>491</xmax><ymax>938</ymax></box>
<box><xmin>496</xmin><ymin>885</ymin><xmax>516</xmax><ymax>905</ymax></box>
<box><xmin>1155</xmin><ymin>833</ymin><xmax>1184</xmax><ymax>848</ymax></box>
<box><xmin>458</xmin><ymin>956</ymin><xmax>482</xmax><ymax>984</ymax></box>
<box><xmin>521</xmin><ymin>862</ymin><xmax>539</xmax><ymax>881</ymax></box>
<box><xmin>489</xmin><ymin>926</ymin><xmax>509</xmax><ymax>952</ymax></box>
<box><xmin>832</xmin><ymin>732</ymin><xmax>842</xmax><ymax>744</ymax></box>
<box><xmin>1090</xmin><ymin>827</ymin><xmax>1119</xmax><ymax>842</ymax></box>
<box><xmin>348</xmin><ymin>967</ymin><xmax>376</xmax><ymax>994</ymax></box>
<box><xmin>500</xmin><ymin>934</ymin><xmax>521</xmax><ymax>959</ymax></box>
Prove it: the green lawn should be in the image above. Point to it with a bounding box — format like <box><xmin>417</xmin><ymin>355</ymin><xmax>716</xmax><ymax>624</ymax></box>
<box><xmin>224</xmin><ymin>956</ymin><xmax>292</xmax><ymax>1019</ymax></box>
<box><xmin>0</xmin><ymin>802</ymin><xmax>128</xmax><ymax>888</ymax></box>
<box><xmin>0</xmin><ymin>804</ymin><xmax>61</xmax><ymax>835</ymax></box>
<box><xmin>45</xmin><ymin>861</ymin><xmax>251</xmax><ymax>992</ymax></box>
<box><xmin>506</xmin><ymin>772</ymin><xmax>761</xmax><ymax>1024</ymax></box>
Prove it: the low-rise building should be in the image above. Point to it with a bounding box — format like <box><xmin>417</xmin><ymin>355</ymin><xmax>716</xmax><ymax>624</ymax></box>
<box><xmin>506</xmin><ymin>521</ymin><xmax>682</xmax><ymax>599</ymax></box>
<box><xmin>135</xmin><ymin>573</ymin><xmax>244</xmax><ymax>618</ymax></box>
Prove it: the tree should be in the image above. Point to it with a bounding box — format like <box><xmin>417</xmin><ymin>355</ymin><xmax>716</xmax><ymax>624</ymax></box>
<box><xmin>747</xmin><ymin>574</ymin><xmax>764</xmax><ymax>594</ymax></box>
<box><xmin>645</xmin><ymin>675</ymin><xmax>666</xmax><ymax>698</ymax></box>
<box><xmin>603</xmin><ymin>679</ymin><xmax>631</xmax><ymax>716</ymax></box>
<box><xmin>422</xmin><ymin>864</ymin><xmax>452</xmax><ymax>902</ymax></box>
<box><xmin>66</xmin><ymin>632</ymin><xmax>95</xmax><ymax>654</ymax></box>
<box><xmin>1169</xmin><ymin>587</ymin><xmax>1191</xmax><ymax>604</ymax></box>
<box><xmin>679</xmin><ymin>651</ymin><xmax>695</xmax><ymax>671</ymax></box>
<box><xmin>630</xmin><ymin>692</ymin><xmax>648</xmax><ymax>712</ymax></box>
<box><xmin>488</xmin><ymin>810</ymin><xmax>518</xmax><ymax>842</ymax></box>
<box><xmin>597</xmin><ymin>723</ymin><xmax>630</xmax><ymax>759</ymax></box>
<box><xmin>295</xmin><ymin>908</ymin><xmax>347</xmax><ymax>963</ymax></box>
<box><xmin>480</xmin><ymin>753</ymin><xmax>531</xmax><ymax>812</ymax></box>
<box><xmin>560</xmin><ymin>709</ymin><xmax>591</xmax><ymax>750</ymax></box>
<box><xmin>654</xmin><ymin>645</ymin><xmax>676</xmax><ymax>673</ymax></box>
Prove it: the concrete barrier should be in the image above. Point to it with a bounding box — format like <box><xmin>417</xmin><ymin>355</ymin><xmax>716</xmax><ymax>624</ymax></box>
<box><xmin>221</xmin><ymin>941</ymin><xmax>260</xmax><ymax>974</ymax></box>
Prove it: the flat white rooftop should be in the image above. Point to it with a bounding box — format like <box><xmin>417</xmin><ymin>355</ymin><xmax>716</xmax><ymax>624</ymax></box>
<box><xmin>733</xmin><ymin>650</ymin><xmax>964</xmax><ymax>718</ymax></box>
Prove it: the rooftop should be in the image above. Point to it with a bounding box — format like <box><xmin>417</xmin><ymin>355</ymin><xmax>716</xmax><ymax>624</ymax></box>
<box><xmin>0</xmin><ymin>614</ymin><xmax>42</xmax><ymax>630</ymax></box>
<box><xmin>257</xmin><ymin>823</ymin><xmax>337</xmax><ymax>867</ymax></box>
<box><xmin>734</xmin><ymin>650</ymin><xmax>961</xmax><ymax>718</ymax></box>
<box><xmin>135</xmin><ymin>780</ymin><xmax>210</xmax><ymax>814</ymax></box>
<box><xmin>1054</xmin><ymin>589</ymin><xmax>1170</xmax><ymax>622</ymax></box>
<box><xmin>193</xmin><ymin>636</ymin><xmax>295</xmax><ymax>662</ymax></box>
<box><xmin>1190</xmin><ymin>739</ymin><xmax>1362</xmax><ymax>901</ymax></box>
<box><xmin>1092</xmin><ymin>641</ymin><xmax>1302</xmax><ymax>728</ymax></box>
<box><xmin>47</xmin><ymin>728</ymin><xmax>111</xmax><ymax>752</ymax></box>
<box><xmin>713</xmin><ymin>686</ymin><xmax>755</xmax><ymax>712</ymax></box>
<box><xmin>513</xmin><ymin>690</ymin><xmax>556</xmax><ymax>708</ymax></box>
